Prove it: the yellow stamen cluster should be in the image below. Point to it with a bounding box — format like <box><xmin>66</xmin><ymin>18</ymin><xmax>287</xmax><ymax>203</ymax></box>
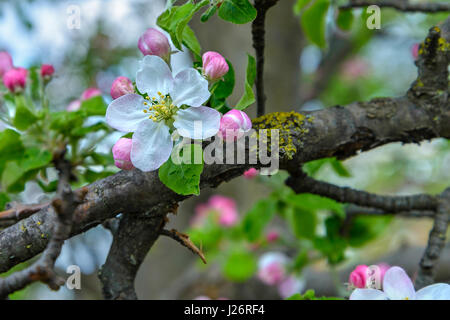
<box><xmin>142</xmin><ymin>92</ymin><xmax>177</xmax><ymax>122</ymax></box>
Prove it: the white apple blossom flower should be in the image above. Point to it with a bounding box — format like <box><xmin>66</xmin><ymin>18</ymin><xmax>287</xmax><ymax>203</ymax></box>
<box><xmin>350</xmin><ymin>266</ymin><xmax>450</xmax><ymax>300</ymax></box>
<box><xmin>106</xmin><ymin>55</ymin><xmax>220</xmax><ymax>172</ymax></box>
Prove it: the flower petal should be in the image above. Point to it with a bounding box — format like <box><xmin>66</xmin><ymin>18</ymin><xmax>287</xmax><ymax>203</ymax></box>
<box><xmin>350</xmin><ymin>288</ymin><xmax>388</xmax><ymax>300</ymax></box>
<box><xmin>416</xmin><ymin>283</ymin><xmax>450</xmax><ymax>300</ymax></box>
<box><xmin>170</xmin><ymin>68</ymin><xmax>210</xmax><ymax>107</ymax></box>
<box><xmin>130</xmin><ymin>120</ymin><xmax>173</xmax><ymax>172</ymax></box>
<box><xmin>136</xmin><ymin>55</ymin><xmax>173</xmax><ymax>98</ymax></box>
<box><xmin>173</xmin><ymin>106</ymin><xmax>220</xmax><ymax>139</ymax></box>
<box><xmin>106</xmin><ymin>94</ymin><xmax>147</xmax><ymax>132</ymax></box>
<box><xmin>383</xmin><ymin>266</ymin><xmax>416</xmax><ymax>300</ymax></box>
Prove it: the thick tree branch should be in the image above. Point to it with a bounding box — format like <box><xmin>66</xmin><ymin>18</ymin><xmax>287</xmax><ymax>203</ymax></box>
<box><xmin>416</xmin><ymin>188</ymin><xmax>450</xmax><ymax>288</ymax></box>
<box><xmin>252</xmin><ymin>0</ymin><xmax>279</xmax><ymax>116</ymax></box>
<box><xmin>340</xmin><ymin>0</ymin><xmax>450</xmax><ymax>13</ymax></box>
<box><xmin>98</xmin><ymin>204</ymin><xmax>173</xmax><ymax>300</ymax></box>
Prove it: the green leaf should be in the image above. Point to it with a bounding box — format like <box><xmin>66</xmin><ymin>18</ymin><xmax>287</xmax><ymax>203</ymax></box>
<box><xmin>182</xmin><ymin>25</ymin><xmax>202</xmax><ymax>58</ymax></box>
<box><xmin>287</xmin><ymin>289</ymin><xmax>343</xmax><ymax>300</ymax></box>
<box><xmin>0</xmin><ymin>192</ymin><xmax>10</xmax><ymax>211</ymax></box>
<box><xmin>285</xmin><ymin>193</ymin><xmax>344</xmax><ymax>216</ymax></box>
<box><xmin>285</xmin><ymin>205</ymin><xmax>317</xmax><ymax>239</ymax></box>
<box><xmin>300</xmin><ymin>0</ymin><xmax>330</xmax><ymax>48</ymax></box>
<box><xmin>201</xmin><ymin>5</ymin><xmax>217</xmax><ymax>22</ymax></box>
<box><xmin>158</xmin><ymin>144</ymin><xmax>204</xmax><ymax>196</ymax></box>
<box><xmin>0</xmin><ymin>129</ymin><xmax>24</xmax><ymax>164</ymax></box>
<box><xmin>71</xmin><ymin>122</ymin><xmax>109</xmax><ymax>137</ymax></box>
<box><xmin>329</xmin><ymin>158</ymin><xmax>351</xmax><ymax>177</ymax></box>
<box><xmin>336</xmin><ymin>9</ymin><xmax>354</xmax><ymax>31</ymax></box>
<box><xmin>50</xmin><ymin>111</ymin><xmax>84</xmax><ymax>135</ymax></box>
<box><xmin>235</xmin><ymin>54</ymin><xmax>256</xmax><ymax>110</ymax></box>
<box><xmin>242</xmin><ymin>198</ymin><xmax>276</xmax><ymax>242</ymax></box>
<box><xmin>13</xmin><ymin>98</ymin><xmax>37</xmax><ymax>131</ymax></box>
<box><xmin>313</xmin><ymin>216</ymin><xmax>347</xmax><ymax>264</ymax></box>
<box><xmin>348</xmin><ymin>215</ymin><xmax>391</xmax><ymax>247</ymax></box>
<box><xmin>79</xmin><ymin>96</ymin><xmax>107</xmax><ymax>116</ymax></box>
<box><xmin>1</xmin><ymin>148</ymin><xmax>52</xmax><ymax>192</ymax></box>
<box><xmin>293</xmin><ymin>0</ymin><xmax>313</xmax><ymax>15</ymax></box>
<box><xmin>157</xmin><ymin>0</ymin><xmax>208</xmax><ymax>55</ymax></box>
<box><xmin>20</xmin><ymin>148</ymin><xmax>52</xmax><ymax>172</ymax></box>
<box><xmin>223</xmin><ymin>250</ymin><xmax>257</xmax><ymax>282</ymax></box>
<box><xmin>218</xmin><ymin>0</ymin><xmax>257</xmax><ymax>24</ymax></box>
<box><xmin>303</xmin><ymin>157</ymin><xmax>351</xmax><ymax>177</ymax></box>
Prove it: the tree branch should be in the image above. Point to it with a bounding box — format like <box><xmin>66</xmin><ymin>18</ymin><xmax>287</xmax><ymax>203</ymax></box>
<box><xmin>416</xmin><ymin>188</ymin><xmax>450</xmax><ymax>288</ymax></box>
<box><xmin>98</xmin><ymin>205</ymin><xmax>173</xmax><ymax>300</ymax></box>
<box><xmin>252</xmin><ymin>0</ymin><xmax>280</xmax><ymax>116</ymax></box>
<box><xmin>340</xmin><ymin>0</ymin><xmax>450</xmax><ymax>13</ymax></box>
<box><xmin>0</xmin><ymin>149</ymin><xmax>85</xmax><ymax>299</ymax></box>
<box><xmin>286</xmin><ymin>169</ymin><xmax>439</xmax><ymax>212</ymax></box>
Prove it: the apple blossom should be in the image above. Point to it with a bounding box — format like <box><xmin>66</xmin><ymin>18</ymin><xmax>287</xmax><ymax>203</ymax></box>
<box><xmin>3</xmin><ymin>67</ymin><xmax>27</xmax><ymax>93</ymax></box>
<box><xmin>0</xmin><ymin>51</ymin><xmax>13</xmax><ymax>77</ymax></box>
<box><xmin>257</xmin><ymin>252</ymin><xmax>289</xmax><ymax>286</ymax></box>
<box><xmin>278</xmin><ymin>275</ymin><xmax>306</xmax><ymax>299</ymax></box>
<box><xmin>138</xmin><ymin>28</ymin><xmax>171</xmax><ymax>63</ymax></box>
<box><xmin>110</xmin><ymin>76</ymin><xmax>134</xmax><ymax>99</ymax></box>
<box><xmin>243</xmin><ymin>168</ymin><xmax>259</xmax><ymax>179</ymax></box>
<box><xmin>106</xmin><ymin>55</ymin><xmax>220</xmax><ymax>172</ymax></box>
<box><xmin>218</xmin><ymin>109</ymin><xmax>252</xmax><ymax>141</ymax></box>
<box><xmin>66</xmin><ymin>99</ymin><xmax>81</xmax><ymax>112</ymax></box>
<box><xmin>112</xmin><ymin>138</ymin><xmax>134</xmax><ymax>170</ymax></box>
<box><xmin>266</xmin><ymin>230</ymin><xmax>279</xmax><ymax>243</ymax></box>
<box><xmin>209</xmin><ymin>195</ymin><xmax>239</xmax><ymax>227</ymax></box>
<box><xmin>411</xmin><ymin>43</ymin><xmax>419</xmax><ymax>60</ymax></box>
<box><xmin>350</xmin><ymin>266</ymin><xmax>450</xmax><ymax>300</ymax></box>
<box><xmin>40</xmin><ymin>64</ymin><xmax>55</xmax><ymax>79</ymax></box>
<box><xmin>202</xmin><ymin>51</ymin><xmax>229</xmax><ymax>81</ymax></box>
<box><xmin>81</xmin><ymin>87</ymin><xmax>102</xmax><ymax>100</ymax></box>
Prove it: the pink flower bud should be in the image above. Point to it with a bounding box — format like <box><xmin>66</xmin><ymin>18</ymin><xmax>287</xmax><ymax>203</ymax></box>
<box><xmin>218</xmin><ymin>109</ymin><xmax>252</xmax><ymax>141</ymax></box>
<box><xmin>411</xmin><ymin>43</ymin><xmax>419</xmax><ymax>60</ymax></box>
<box><xmin>81</xmin><ymin>87</ymin><xmax>102</xmax><ymax>101</ymax></box>
<box><xmin>209</xmin><ymin>195</ymin><xmax>239</xmax><ymax>227</ymax></box>
<box><xmin>202</xmin><ymin>51</ymin><xmax>229</xmax><ymax>81</ymax></box>
<box><xmin>349</xmin><ymin>265</ymin><xmax>369</xmax><ymax>289</ymax></box>
<box><xmin>266</xmin><ymin>230</ymin><xmax>279</xmax><ymax>243</ymax></box>
<box><xmin>243</xmin><ymin>168</ymin><xmax>259</xmax><ymax>179</ymax></box>
<box><xmin>0</xmin><ymin>51</ymin><xmax>13</xmax><ymax>78</ymax></box>
<box><xmin>66</xmin><ymin>99</ymin><xmax>81</xmax><ymax>112</ymax></box>
<box><xmin>40</xmin><ymin>64</ymin><xmax>55</xmax><ymax>79</ymax></box>
<box><xmin>112</xmin><ymin>138</ymin><xmax>134</xmax><ymax>170</ymax></box>
<box><xmin>3</xmin><ymin>67</ymin><xmax>27</xmax><ymax>93</ymax></box>
<box><xmin>138</xmin><ymin>28</ymin><xmax>171</xmax><ymax>62</ymax></box>
<box><xmin>110</xmin><ymin>76</ymin><xmax>134</xmax><ymax>100</ymax></box>
<box><xmin>258</xmin><ymin>252</ymin><xmax>289</xmax><ymax>286</ymax></box>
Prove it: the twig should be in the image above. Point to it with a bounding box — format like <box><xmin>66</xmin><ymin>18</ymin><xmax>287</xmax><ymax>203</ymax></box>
<box><xmin>160</xmin><ymin>229</ymin><xmax>207</xmax><ymax>264</ymax></box>
<box><xmin>416</xmin><ymin>188</ymin><xmax>450</xmax><ymax>288</ymax></box>
<box><xmin>0</xmin><ymin>202</ymin><xmax>49</xmax><ymax>221</ymax></box>
<box><xmin>252</xmin><ymin>0</ymin><xmax>280</xmax><ymax>116</ymax></box>
<box><xmin>340</xmin><ymin>0</ymin><xmax>450</xmax><ymax>13</ymax></box>
<box><xmin>0</xmin><ymin>149</ymin><xmax>85</xmax><ymax>299</ymax></box>
<box><xmin>285</xmin><ymin>168</ymin><xmax>439</xmax><ymax>213</ymax></box>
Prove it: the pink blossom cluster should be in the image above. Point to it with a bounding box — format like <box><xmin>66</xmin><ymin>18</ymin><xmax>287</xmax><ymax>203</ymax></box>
<box><xmin>192</xmin><ymin>195</ymin><xmax>239</xmax><ymax>228</ymax></box>
<box><xmin>257</xmin><ymin>252</ymin><xmax>305</xmax><ymax>298</ymax></box>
